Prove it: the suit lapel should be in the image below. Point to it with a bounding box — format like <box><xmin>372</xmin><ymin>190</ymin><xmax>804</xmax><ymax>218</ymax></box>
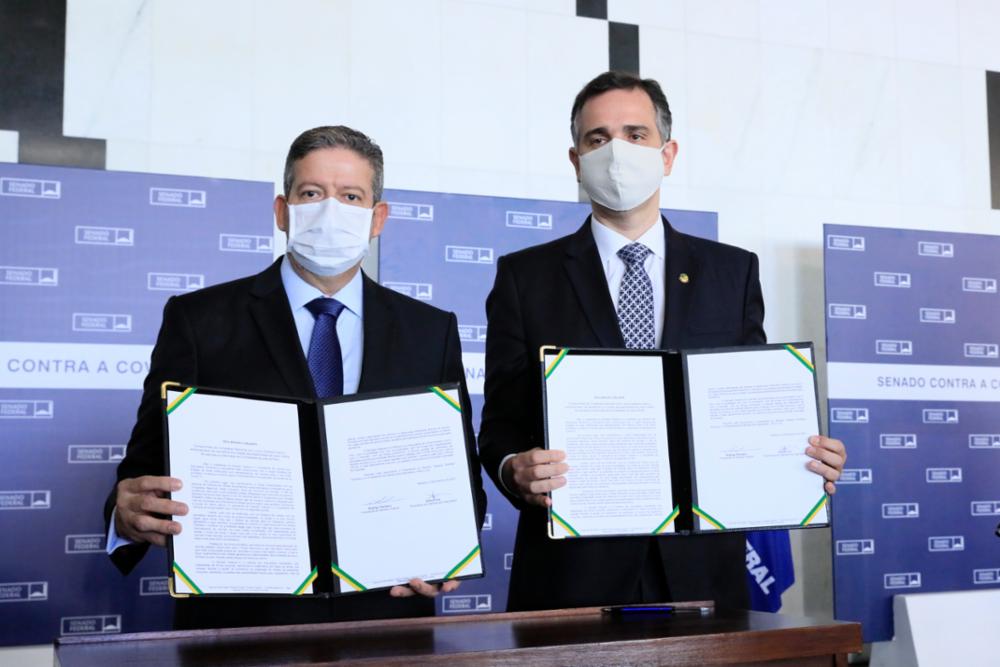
<box><xmin>357</xmin><ymin>274</ymin><xmax>396</xmax><ymax>392</ymax></box>
<box><xmin>248</xmin><ymin>260</ymin><xmax>316</xmax><ymax>397</ymax></box>
<box><xmin>662</xmin><ymin>219</ymin><xmax>699</xmax><ymax>350</ymax></box>
<box><xmin>563</xmin><ymin>218</ymin><xmax>625</xmax><ymax>348</ymax></box>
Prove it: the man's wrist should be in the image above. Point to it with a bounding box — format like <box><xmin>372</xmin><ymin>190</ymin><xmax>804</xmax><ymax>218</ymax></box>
<box><xmin>498</xmin><ymin>454</ymin><xmax>517</xmax><ymax>495</ymax></box>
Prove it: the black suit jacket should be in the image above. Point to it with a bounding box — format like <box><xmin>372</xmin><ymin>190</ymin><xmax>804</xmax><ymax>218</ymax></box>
<box><xmin>105</xmin><ymin>258</ymin><xmax>486</xmax><ymax>629</ymax></box>
<box><xmin>479</xmin><ymin>217</ymin><xmax>765</xmax><ymax>612</ymax></box>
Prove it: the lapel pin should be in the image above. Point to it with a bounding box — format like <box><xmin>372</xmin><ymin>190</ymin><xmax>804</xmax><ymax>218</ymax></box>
<box><xmin>679</xmin><ymin>273</ymin><xmax>690</xmax><ymax>284</ymax></box>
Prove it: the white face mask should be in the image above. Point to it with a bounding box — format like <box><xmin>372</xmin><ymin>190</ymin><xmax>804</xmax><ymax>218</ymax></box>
<box><xmin>578</xmin><ymin>138</ymin><xmax>666</xmax><ymax>212</ymax></box>
<box><xmin>286</xmin><ymin>197</ymin><xmax>373</xmax><ymax>277</ymax></box>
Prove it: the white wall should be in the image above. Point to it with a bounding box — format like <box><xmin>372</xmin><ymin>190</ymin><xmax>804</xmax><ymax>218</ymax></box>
<box><xmin>4</xmin><ymin>4</ymin><xmax>998</xmax><ymax>659</ymax></box>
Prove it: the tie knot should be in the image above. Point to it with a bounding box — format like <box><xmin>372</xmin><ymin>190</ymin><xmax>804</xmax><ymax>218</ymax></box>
<box><xmin>306</xmin><ymin>297</ymin><xmax>345</xmax><ymax>320</ymax></box>
<box><xmin>617</xmin><ymin>242</ymin><xmax>652</xmax><ymax>267</ymax></box>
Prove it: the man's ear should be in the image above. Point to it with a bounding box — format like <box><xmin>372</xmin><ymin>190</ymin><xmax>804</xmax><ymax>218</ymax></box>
<box><xmin>568</xmin><ymin>147</ymin><xmax>581</xmax><ymax>182</ymax></box>
<box><xmin>274</xmin><ymin>195</ymin><xmax>289</xmax><ymax>234</ymax></box>
<box><xmin>370</xmin><ymin>201</ymin><xmax>389</xmax><ymax>239</ymax></box>
<box><xmin>661</xmin><ymin>140</ymin><xmax>679</xmax><ymax>177</ymax></box>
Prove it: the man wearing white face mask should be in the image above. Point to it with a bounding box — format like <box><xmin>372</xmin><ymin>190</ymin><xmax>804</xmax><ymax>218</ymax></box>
<box><xmin>479</xmin><ymin>72</ymin><xmax>845</xmax><ymax>611</ymax></box>
<box><xmin>104</xmin><ymin>125</ymin><xmax>486</xmax><ymax>629</ymax></box>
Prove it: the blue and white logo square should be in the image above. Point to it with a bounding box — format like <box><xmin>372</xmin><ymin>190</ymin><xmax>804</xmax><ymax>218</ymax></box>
<box><xmin>970</xmin><ymin>500</ymin><xmax>1000</xmax><ymax>516</ymax></box>
<box><xmin>882</xmin><ymin>502</ymin><xmax>919</xmax><ymax>519</ymax></box>
<box><xmin>962</xmin><ymin>277</ymin><xmax>997</xmax><ymax>293</ymax></box>
<box><xmin>72</xmin><ymin>313</ymin><xmax>132</xmax><ymax>333</ymax></box>
<box><xmin>74</xmin><ymin>225</ymin><xmax>134</xmax><ymax>246</ymax></box>
<box><xmin>875</xmin><ymin>340</ymin><xmax>912</xmax><ymax>356</ymax></box>
<box><xmin>923</xmin><ymin>409</ymin><xmax>958</xmax><ymax>424</ymax></box>
<box><xmin>445</xmin><ymin>245</ymin><xmax>494</xmax><ymax>265</ymax></box>
<box><xmin>0</xmin><ymin>177</ymin><xmax>60</xmax><ymax>198</ymax></box>
<box><xmin>973</xmin><ymin>569</ymin><xmax>1000</xmax><ymax>585</ymax></box>
<box><xmin>0</xmin><ymin>490</ymin><xmax>51</xmax><ymax>510</ymax></box>
<box><xmin>442</xmin><ymin>594</ymin><xmax>492</xmax><ymax>613</ymax></box>
<box><xmin>918</xmin><ymin>241</ymin><xmax>954</xmax><ymax>258</ymax></box>
<box><xmin>874</xmin><ymin>272</ymin><xmax>911</xmax><ymax>288</ymax></box>
<box><xmin>928</xmin><ymin>536</ymin><xmax>964</xmax><ymax>552</ymax></box>
<box><xmin>1</xmin><ymin>266</ymin><xmax>58</xmax><ymax>286</ymax></box>
<box><xmin>0</xmin><ymin>400</ymin><xmax>53</xmax><ymax>419</ymax></box>
<box><xmin>147</xmin><ymin>272</ymin><xmax>204</xmax><ymax>292</ymax></box>
<box><xmin>828</xmin><ymin>303</ymin><xmax>867</xmax><ymax>320</ymax></box>
<box><xmin>831</xmin><ymin>408</ymin><xmax>869</xmax><ymax>424</ymax></box>
<box><xmin>61</xmin><ymin>615</ymin><xmax>121</xmax><ymax>636</ymax></box>
<box><xmin>880</xmin><ymin>433</ymin><xmax>917</xmax><ymax>449</ymax></box>
<box><xmin>68</xmin><ymin>444</ymin><xmax>126</xmax><ymax>464</ymax></box>
<box><xmin>140</xmin><ymin>577</ymin><xmax>170</xmax><ymax>596</ymax></box>
<box><xmin>0</xmin><ymin>581</ymin><xmax>48</xmax><ymax>602</ymax></box>
<box><xmin>839</xmin><ymin>468</ymin><xmax>873</xmax><ymax>484</ymax></box>
<box><xmin>219</xmin><ymin>234</ymin><xmax>273</xmax><ymax>253</ymax></box>
<box><xmin>883</xmin><ymin>572</ymin><xmax>921</xmax><ymax>590</ymax></box>
<box><xmin>458</xmin><ymin>325</ymin><xmax>487</xmax><ymax>344</ymax></box>
<box><xmin>504</xmin><ymin>553</ymin><xmax>513</xmax><ymax>570</ymax></box>
<box><xmin>65</xmin><ymin>534</ymin><xmax>107</xmax><ymax>554</ymax></box>
<box><xmin>969</xmin><ymin>434</ymin><xmax>1000</xmax><ymax>449</ymax></box>
<box><xmin>506</xmin><ymin>211</ymin><xmax>553</xmax><ymax>230</ymax></box>
<box><xmin>836</xmin><ymin>539</ymin><xmax>875</xmax><ymax>556</ymax></box>
<box><xmin>383</xmin><ymin>281</ymin><xmax>433</xmax><ymax>301</ymax></box>
<box><xmin>926</xmin><ymin>467</ymin><xmax>962</xmax><ymax>483</ymax></box>
<box><xmin>387</xmin><ymin>202</ymin><xmax>434</xmax><ymax>221</ymax></box>
<box><xmin>920</xmin><ymin>307</ymin><xmax>955</xmax><ymax>324</ymax></box>
<box><xmin>150</xmin><ymin>187</ymin><xmax>206</xmax><ymax>207</ymax></box>
<box><xmin>826</xmin><ymin>234</ymin><xmax>865</xmax><ymax>251</ymax></box>
<box><xmin>964</xmin><ymin>343</ymin><xmax>999</xmax><ymax>359</ymax></box>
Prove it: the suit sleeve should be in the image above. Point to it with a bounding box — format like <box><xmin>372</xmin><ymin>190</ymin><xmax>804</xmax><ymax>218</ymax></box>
<box><xmin>478</xmin><ymin>255</ymin><xmax>535</xmax><ymax>509</ymax></box>
<box><xmin>104</xmin><ymin>296</ymin><xmax>199</xmax><ymax>575</ymax></box>
<box><xmin>441</xmin><ymin>311</ymin><xmax>488</xmax><ymax>527</ymax></box>
<box><xmin>742</xmin><ymin>252</ymin><xmax>766</xmax><ymax>345</ymax></box>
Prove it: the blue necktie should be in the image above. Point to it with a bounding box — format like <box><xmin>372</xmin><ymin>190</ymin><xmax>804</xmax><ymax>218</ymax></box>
<box><xmin>306</xmin><ymin>297</ymin><xmax>346</xmax><ymax>398</ymax></box>
<box><xmin>617</xmin><ymin>242</ymin><xmax>656</xmax><ymax>349</ymax></box>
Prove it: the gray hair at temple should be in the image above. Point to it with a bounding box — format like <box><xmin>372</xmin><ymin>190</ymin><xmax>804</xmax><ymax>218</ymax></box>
<box><xmin>570</xmin><ymin>71</ymin><xmax>673</xmax><ymax>146</ymax></box>
<box><xmin>282</xmin><ymin>125</ymin><xmax>384</xmax><ymax>202</ymax></box>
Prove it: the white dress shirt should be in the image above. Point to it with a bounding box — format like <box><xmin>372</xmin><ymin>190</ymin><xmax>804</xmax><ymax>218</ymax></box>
<box><xmin>108</xmin><ymin>256</ymin><xmax>365</xmax><ymax>554</ymax></box>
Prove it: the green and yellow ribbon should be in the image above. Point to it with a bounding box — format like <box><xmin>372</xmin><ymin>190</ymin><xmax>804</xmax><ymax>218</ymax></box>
<box><xmin>331</xmin><ymin>563</ymin><xmax>367</xmax><ymax>592</ymax></box>
<box><xmin>652</xmin><ymin>506</ymin><xmax>680</xmax><ymax>534</ymax></box>
<box><xmin>692</xmin><ymin>505</ymin><xmax>726</xmax><ymax>530</ymax></box>
<box><xmin>166</xmin><ymin>387</ymin><xmax>197</xmax><ymax>415</ymax></box>
<box><xmin>429</xmin><ymin>386</ymin><xmax>462</xmax><ymax>413</ymax></box>
<box><xmin>444</xmin><ymin>545</ymin><xmax>481</xmax><ymax>579</ymax></box>
<box><xmin>293</xmin><ymin>566</ymin><xmax>318</xmax><ymax>595</ymax></box>
<box><xmin>783</xmin><ymin>344</ymin><xmax>815</xmax><ymax>373</ymax></box>
<box><xmin>172</xmin><ymin>562</ymin><xmax>202</xmax><ymax>595</ymax></box>
<box><xmin>550</xmin><ymin>509</ymin><xmax>580</xmax><ymax>537</ymax></box>
<box><xmin>544</xmin><ymin>348</ymin><xmax>569</xmax><ymax>379</ymax></box>
<box><xmin>800</xmin><ymin>495</ymin><xmax>829</xmax><ymax>526</ymax></box>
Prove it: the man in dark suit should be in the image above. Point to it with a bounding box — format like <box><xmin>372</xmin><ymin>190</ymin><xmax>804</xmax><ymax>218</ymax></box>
<box><xmin>104</xmin><ymin>125</ymin><xmax>486</xmax><ymax>628</ymax></box>
<box><xmin>478</xmin><ymin>72</ymin><xmax>845</xmax><ymax>611</ymax></box>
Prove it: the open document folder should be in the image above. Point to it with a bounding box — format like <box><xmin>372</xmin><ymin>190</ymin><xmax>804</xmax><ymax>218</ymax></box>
<box><xmin>162</xmin><ymin>382</ymin><xmax>483</xmax><ymax>597</ymax></box>
<box><xmin>540</xmin><ymin>343</ymin><xmax>830</xmax><ymax>539</ymax></box>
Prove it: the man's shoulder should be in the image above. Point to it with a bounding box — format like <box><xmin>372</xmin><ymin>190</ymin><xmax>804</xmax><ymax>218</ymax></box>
<box><xmin>169</xmin><ymin>272</ymin><xmax>260</xmax><ymax>311</ymax></box>
<box><xmin>676</xmin><ymin>229</ymin><xmax>757</xmax><ymax>264</ymax></box>
<box><xmin>497</xmin><ymin>232</ymin><xmax>578</xmax><ymax>268</ymax></box>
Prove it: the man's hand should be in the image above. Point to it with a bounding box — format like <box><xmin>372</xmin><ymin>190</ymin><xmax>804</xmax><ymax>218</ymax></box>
<box><xmin>114</xmin><ymin>476</ymin><xmax>188</xmax><ymax>547</ymax></box>
<box><xmin>390</xmin><ymin>578</ymin><xmax>461</xmax><ymax>598</ymax></box>
<box><xmin>502</xmin><ymin>447</ymin><xmax>569</xmax><ymax>507</ymax></box>
<box><xmin>805</xmin><ymin>436</ymin><xmax>846</xmax><ymax>495</ymax></box>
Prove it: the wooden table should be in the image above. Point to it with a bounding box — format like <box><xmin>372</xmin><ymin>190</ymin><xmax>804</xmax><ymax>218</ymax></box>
<box><xmin>54</xmin><ymin>603</ymin><xmax>862</xmax><ymax>666</ymax></box>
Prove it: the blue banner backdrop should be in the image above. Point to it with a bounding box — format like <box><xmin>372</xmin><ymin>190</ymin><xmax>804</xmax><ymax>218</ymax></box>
<box><xmin>824</xmin><ymin>223</ymin><xmax>1000</xmax><ymax>642</ymax></box>
<box><xmin>0</xmin><ymin>164</ymin><xmax>274</xmax><ymax>645</ymax></box>
<box><xmin>378</xmin><ymin>188</ymin><xmax>794</xmax><ymax>615</ymax></box>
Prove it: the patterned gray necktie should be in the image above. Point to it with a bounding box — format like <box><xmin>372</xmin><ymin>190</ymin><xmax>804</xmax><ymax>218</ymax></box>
<box><xmin>616</xmin><ymin>242</ymin><xmax>655</xmax><ymax>349</ymax></box>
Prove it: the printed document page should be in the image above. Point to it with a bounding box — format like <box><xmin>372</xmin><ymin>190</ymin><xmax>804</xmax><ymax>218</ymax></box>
<box><xmin>323</xmin><ymin>388</ymin><xmax>482</xmax><ymax>592</ymax></box>
<box><xmin>685</xmin><ymin>346</ymin><xmax>828</xmax><ymax>531</ymax></box>
<box><xmin>166</xmin><ymin>388</ymin><xmax>314</xmax><ymax>595</ymax></box>
<box><xmin>544</xmin><ymin>352</ymin><xmax>676</xmax><ymax>538</ymax></box>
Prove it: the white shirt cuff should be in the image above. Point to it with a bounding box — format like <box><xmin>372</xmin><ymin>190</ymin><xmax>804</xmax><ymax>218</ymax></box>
<box><xmin>498</xmin><ymin>453</ymin><xmax>517</xmax><ymax>495</ymax></box>
<box><xmin>106</xmin><ymin>508</ymin><xmax>134</xmax><ymax>554</ymax></box>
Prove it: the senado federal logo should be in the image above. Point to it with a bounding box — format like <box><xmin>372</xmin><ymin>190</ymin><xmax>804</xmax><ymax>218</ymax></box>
<box><xmin>876</xmin><ymin>340</ymin><xmax>912</xmax><ymax>356</ymax></box>
<box><xmin>387</xmin><ymin>202</ymin><xmax>433</xmax><ymax>221</ymax></box>
<box><xmin>0</xmin><ymin>177</ymin><xmax>60</xmax><ymax>198</ymax></box>
<box><xmin>72</xmin><ymin>313</ymin><xmax>132</xmax><ymax>333</ymax></box>
<box><xmin>149</xmin><ymin>187</ymin><xmax>205</xmax><ymax>207</ymax></box>
<box><xmin>874</xmin><ymin>271</ymin><xmax>910</xmax><ymax>288</ymax></box>
<box><xmin>61</xmin><ymin>615</ymin><xmax>121</xmax><ymax>636</ymax></box>
<box><xmin>828</xmin><ymin>303</ymin><xmax>867</xmax><ymax>320</ymax></box>
<box><xmin>219</xmin><ymin>234</ymin><xmax>273</xmax><ymax>254</ymax></box>
<box><xmin>74</xmin><ymin>225</ymin><xmax>134</xmax><ymax>246</ymax></box>
<box><xmin>0</xmin><ymin>400</ymin><xmax>53</xmax><ymax>419</ymax></box>
<box><xmin>0</xmin><ymin>266</ymin><xmax>58</xmax><ymax>287</ymax></box>
<box><xmin>0</xmin><ymin>581</ymin><xmax>48</xmax><ymax>602</ymax></box>
<box><xmin>442</xmin><ymin>594</ymin><xmax>491</xmax><ymax>613</ymax></box>
<box><xmin>506</xmin><ymin>211</ymin><xmax>552</xmax><ymax>230</ymax></box>
<box><xmin>826</xmin><ymin>234</ymin><xmax>865</xmax><ymax>251</ymax></box>
<box><xmin>383</xmin><ymin>281</ymin><xmax>432</xmax><ymax>301</ymax></box>
<box><xmin>147</xmin><ymin>272</ymin><xmax>204</xmax><ymax>292</ymax></box>
<box><xmin>918</xmin><ymin>241</ymin><xmax>953</xmax><ymax>257</ymax></box>
<box><xmin>445</xmin><ymin>245</ymin><xmax>494</xmax><ymax>265</ymax></box>
<box><xmin>68</xmin><ymin>444</ymin><xmax>126</xmax><ymax>464</ymax></box>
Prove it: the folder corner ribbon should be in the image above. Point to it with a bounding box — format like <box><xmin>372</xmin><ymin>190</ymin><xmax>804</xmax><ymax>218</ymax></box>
<box><xmin>544</xmin><ymin>348</ymin><xmax>569</xmax><ymax>379</ymax></box>
<box><xmin>652</xmin><ymin>506</ymin><xmax>681</xmax><ymax>534</ymax></box>
<box><xmin>166</xmin><ymin>387</ymin><xmax>198</xmax><ymax>415</ymax></box>
<box><xmin>444</xmin><ymin>545</ymin><xmax>481</xmax><ymax>580</ymax></box>
<box><xmin>692</xmin><ymin>505</ymin><xmax>727</xmax><ymax>530</ymax></box>
<box><xmin>293</xmin><ymin>566</ymin><xmax>319</xmax><ymax>595</ymax></box>
<box><xmin>331</xmin><ymin>563</ymin><xmax>367</xmax><ymax>592</ymax></box>
<box><xmin>800</xmin><ymin>495</ymin><xmax>829</xmax><ymax>526</ymax></box>
<box><xmin>172</xmin><ymin>561</ymin><xmax>203</xmax><ymax>595</ymax></box>
<box><xmin>783</xmin><ymin>344</ymin><xmax>814</xmax><ymax>374</ymax></box>
<box><xmin>550</xmin><ymin>509</ymin><xmax>580</xmax><ymax>537</ymax></box>
<box><xmin>429</xmin><ymin>386</ymin><xmax>462</xmax><ymax>413</ymax></box>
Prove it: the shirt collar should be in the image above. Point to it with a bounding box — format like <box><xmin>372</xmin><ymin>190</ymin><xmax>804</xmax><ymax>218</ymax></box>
<box><xmin>591</xmin><ymin>214</ymin><xmax>666</xmax><ymax>263</ymax></box>
<box><xmin>280</xmin><ymin>254</ymin><xmax>364</xmax><ymax>317</ymax></box>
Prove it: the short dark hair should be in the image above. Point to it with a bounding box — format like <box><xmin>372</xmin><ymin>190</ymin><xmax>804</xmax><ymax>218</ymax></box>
<box><xmin>283</xmin><ymin>125</ymin><xmax>384</xmax><ymax>201</ymax></box>
<box><xmin>570</xmin><ymin>71</ymin><xmax>672</xmax><ymax>145</ymax></box>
